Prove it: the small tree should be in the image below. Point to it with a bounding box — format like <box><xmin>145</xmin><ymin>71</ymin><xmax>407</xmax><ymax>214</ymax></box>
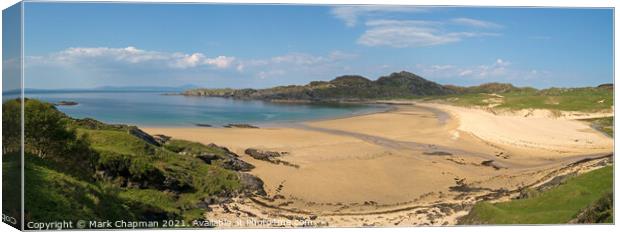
<box><xmin>20</xmin><ymin>99</ymin><xmax>96</xmax><ymax>178</ymax></box>
<box><xmin>2</xmin><ymin>99</ymin><xmax>21</xmax><ymax>155</ymax></box>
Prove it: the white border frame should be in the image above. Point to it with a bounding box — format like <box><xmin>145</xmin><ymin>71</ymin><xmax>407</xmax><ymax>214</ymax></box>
<box><xmin>0</xmin><ymin>1</ymin><xmax>617</xmax><ymax>232</ymax></box>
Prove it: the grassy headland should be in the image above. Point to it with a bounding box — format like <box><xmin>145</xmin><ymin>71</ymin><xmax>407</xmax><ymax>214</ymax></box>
<box><xmin>2</xmin><ymin>99</ymin><xmax>264</xmax><ymax>227</ymax></box>
<box><xmin>181</xmin><ymin>71</ymin><xmax>613</xmax><ymax>112</ymax></box>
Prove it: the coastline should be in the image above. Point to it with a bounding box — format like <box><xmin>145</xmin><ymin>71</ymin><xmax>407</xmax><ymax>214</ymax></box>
<box><xmin>141</xmin><ymin>101</ymin><xmax>613</xmax><ymax>226</ymax></box>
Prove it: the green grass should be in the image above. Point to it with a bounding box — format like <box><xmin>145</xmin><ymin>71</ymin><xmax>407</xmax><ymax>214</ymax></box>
<box><xmin>429</xmin><ymin>87</ymin><xmax>613</xmax><ymax>112</ymax></box>
<box><xmin>22</xmin><ymin>127</ymin><xmax>241</xmax><ymax>223</ymax></box>
<box><xmin>2</xmin><ymin>152</ymin><xmax>22</xmax><ymax>225</ymax></box>
<box><xmin>163</xmin><ymin>139</ymin><xmax>228</xmax><ymax>157</ymax></box>
<box><xmin>76</xmin><ymin>128</ymin><xmax>242</xmax><ymax>221</ymax></box>
<box><xmin>24</xmin><ymin>155</ymin><xmax>141</xmax><ymax>222</ymax></box>
<box><xmin>581</xmin><ymin>117</ymin><xmax>613</xmax><ymax>137</ymax></box>
<box><xmin>459</xmin><ymin>165</ymin><xmax>613</xmax><ymax>224</ymax></box>
<box><xmin>78</xmin><ymin>129</ymin><xmax>159</xmax><ymax>157</ymax></box>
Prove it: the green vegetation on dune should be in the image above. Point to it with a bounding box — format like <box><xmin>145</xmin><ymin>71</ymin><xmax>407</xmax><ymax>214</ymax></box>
<box><xmin>459</xmin><ymin>165</ymin><xmax>613</xmax><ymax>224</ymax></box>
<box><xmin>2</xmin><ymin>98</ymin><xmax>257</xmax><ymax>226</ymax></box>
<box><xmin>429</xmin><ymin>86</ymin><xmax>613</xmax><ymax>112</ymax></box>
<box><xmin>580</xmin><ymin>117</ymin><xmax>613</xmax><ymax>137</ymax></box>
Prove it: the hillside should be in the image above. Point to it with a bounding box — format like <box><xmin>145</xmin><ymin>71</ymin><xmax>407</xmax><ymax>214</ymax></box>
<box><xmin>182</xmin><ymin>71</ymin><xmax>456</xmax><ymax>101</ymax></box>
<box><xmin>2</xmin><ymin>99</ymin><xmax>265</xmax><ymax>227</ymax></box>
<box><xmin>181</xmin><ymin>71</ymin><xmax>613</xmax><ymax>112</ymax></box>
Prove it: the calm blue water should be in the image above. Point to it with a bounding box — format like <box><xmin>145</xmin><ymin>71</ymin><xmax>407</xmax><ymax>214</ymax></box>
<box><xmin>9</xmin><ymin>91</ymin><xmax>387</xmax><ymax>127</ymax></box>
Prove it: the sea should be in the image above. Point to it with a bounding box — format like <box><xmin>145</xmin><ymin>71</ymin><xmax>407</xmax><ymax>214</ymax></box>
<box><xmin>3</xmin><ymin>90</ymin><xmax>387</xmax><ymax>127</ymax></box>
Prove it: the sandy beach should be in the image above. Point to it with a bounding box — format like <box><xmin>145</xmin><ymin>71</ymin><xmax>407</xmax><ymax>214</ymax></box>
<box><xmin>142</xmin><ymin>102</ymin><xmax>613</xmax><ymax>227</ymax></box>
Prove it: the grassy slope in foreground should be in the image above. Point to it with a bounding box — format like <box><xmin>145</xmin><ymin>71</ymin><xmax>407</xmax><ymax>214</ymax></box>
<box><xmin>2</xmin><ymin>99</ymin><xmax>256</xmax><ymax>225</ymax></box>
<box><xmin>459</xmin><ymin>165</ymin><xmax>613</xmax><ymax>224</ymax></box>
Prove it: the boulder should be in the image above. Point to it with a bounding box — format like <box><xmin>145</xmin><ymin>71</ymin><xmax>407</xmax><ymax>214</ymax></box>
<box><xmin>128</xmin><ymin>127</ymin><xmax>161</xmax><ymax>146</ymax></box>
<box><xmin>220</xmin><ymin>158</ymin><xmax>255</xmax><ymax>172</ymax></box>
<box><xmin>237</xmin><ymin>173</ymin><xmax>266</xmax><ymax>196</ymax></box>
<box><xmin>244</xmin><ymin>148</ymin><xmax>281</xmax><ymax>160</ymax></box>
<box><xmin>152</xmin><ymin>134</ymin><xmax>171</xmax><ymax>144</ymax></box>
<box><xmin>224</xmin><ymin>123</ymin><xmax>259</xmax><ymax>129</ymax></box>
<box><xmin>196</xmin><ymin>153</ymin><xmax>219</xmax><ymax>164</ymax></box>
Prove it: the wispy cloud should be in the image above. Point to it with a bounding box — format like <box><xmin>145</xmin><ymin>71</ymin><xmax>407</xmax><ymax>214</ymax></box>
<box><xmin>330</xmin><ymin>6</ymin><xmax>502</xmax><ymax>48</ymax></box>
<box><xmin>358</xmin><ymin>19</ymin><xmax>500</xmax><ymax>48</ymax></box>
<box><xmin>330</xmin><ymin>6</ymin><xmax>427</xmax><ymax>27</ymax></box>
<box><xmin>416</xmin><ymin>59</ymin><xmax>549</xmax><ymax>82</ymax></box>
<box><xmin>238</xmin><ymin>51</ymin><xmax>358</xmax><ymax>79</ymax></box>
<box><xmin>451</xmin><ymin>17</ymin><xmax>503</xmax><ymax>29</ymax></box>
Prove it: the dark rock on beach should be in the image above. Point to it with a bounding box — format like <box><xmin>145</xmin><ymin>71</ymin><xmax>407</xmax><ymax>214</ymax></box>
<box><xmin>480</xmin><ymin>160</ymin><xmax>504</xmax><ymax>170</ymax></box>
<box><xmin>224</xmin><ymin>123</ymin><xmax>259</xmax><ymax>128</ymax></box>
<box><xmin>244</xmin><ymin>148</ymin><xmax>299</xmax><ymax>168</ymax></box>
<box><xmin>245</xmin><ymin>148</ymin><xmax>281</xmax><ymax>160</ymax></box>
<box><xmin>237</xmin><ymin>172</ymin><xmax>267</xmax><ymax>196</ymax></box>
<box><xmin>424</xmin><ymin>151</ymin><xmax>453</xmax><ymax>156</ymax></box>
<box><xmin>195</xmin><ymin>123</ymin><xmax>212</xmax><ymax>127</ymax></box>
<box><xmin>187</xmin><ymin>144</ymin><xmax>255</xmax><ymax>171</ymax></box>
<box><xmin>220</xmin><ymin>158</ymin><xmax>255</xmax><ymax>172</ymax></box>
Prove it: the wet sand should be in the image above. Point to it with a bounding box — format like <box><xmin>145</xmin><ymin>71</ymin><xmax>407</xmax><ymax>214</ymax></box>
<box><xmin>142</xmin><ymin>102</ymin><xmax>613</xmax><ymax>227</ymax></box>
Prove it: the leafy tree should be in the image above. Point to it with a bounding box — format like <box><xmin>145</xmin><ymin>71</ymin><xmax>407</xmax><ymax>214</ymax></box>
<box><xmin>14</xmin><ymin>99</ymin><xmax>97</xmax><ymax>178</ymax></box>
<box><xmin>2</xmin><ymin>98</ymin><xmax>21</xmax><ymax>155</ymax></box>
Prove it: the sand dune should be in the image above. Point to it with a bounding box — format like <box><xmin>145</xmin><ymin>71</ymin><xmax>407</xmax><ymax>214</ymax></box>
<box><xmin>142</xmin><ymin>102</ymin><xmax>613</xmax><ymax>227</ymax></box>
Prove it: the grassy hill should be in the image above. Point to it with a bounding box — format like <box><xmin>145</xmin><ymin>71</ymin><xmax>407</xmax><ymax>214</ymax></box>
<box><xmin>459</xmin><ymin>165</ymin><xmax>613</xmax><ymax>224</ymax></box>
<box><xmin>2</xmin><ymin>99</ymin><xmax>263</xmax><ymax>228</ymax></box>
<box><xmin>182</xmin><ymin>71</ymin><xmax>456</xmax><ymax>101</ymax></box>
<box><xmin>182</xmin><ymin>71</ymin><xmax>613</xmax><ymax>112</ymax></box>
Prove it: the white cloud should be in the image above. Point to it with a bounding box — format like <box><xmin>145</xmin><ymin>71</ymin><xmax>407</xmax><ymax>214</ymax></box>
<box><xmin>416</xmin><ymin>59</ymin><xmax>548</xmax><ymax>82</ymax></box>
<box><xmin>365</xmin><ymin>19</ymin><xmax>440</xmax><ymax>27</ymax></box>
<box><xmin>33</xmin><ymin>46</ymin><xmax>236</xmax><ymax>70</ymax></box>
<box><xmin>242</xmin><ymin>51</ymin><xmax>356</xmax><ymax>68</ymax></box>
<box><xmin>452</xmin><ymin>18</ymin><xmax>503</xmax><ymax>29</ymax></box>
<box><xmin>330</xmin><ymin>6</ymin><xmax>502</xmax><ymax>48</ymax></box>
<box><xmin>57</xmin><ymin>46</ymin><xmax>168</xmax><ymax>64</ymax></box>
<box><xmin>238</xmin><ymin>51</ymin><xmax>358</xmax><ymax>80</ymax></box>
<box><xmin>171</xmin><ymin>53</ymin><xmax>206</xmax><ymax>68</ymax></box>
<box><xmin>26</xmin><ymin>47</ymin><xmax>359</xmax><ymax>87</ymax></box>
<box><xmin>330</xmin><ymin>6</ymin><xmax>426</xmax><ymax>27</ymax></box>
<box><xmin>358</xmin><ymin>19</ymin><xmax>499</xmax><ymax>48</ymax></box>
<box><xmin>359</xmin><ymin>26</ymin><xmax>456</xmax><ymax>47</ymax></box>
<box><xmin>257</xmin><ymin>69</ymin><xmax>286</xmax><ymax>79</ymax></box>
<box><xmin>205</xmin><ymin>56</ymin><xmax>236</xmax><ymax>69</ymax></box>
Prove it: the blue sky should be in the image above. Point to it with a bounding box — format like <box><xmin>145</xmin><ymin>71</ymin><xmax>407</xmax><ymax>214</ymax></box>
<box><xmin>20</xmin><ymin>3</ymin><xmax>613</xmax><ymax>89</ymax></box>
